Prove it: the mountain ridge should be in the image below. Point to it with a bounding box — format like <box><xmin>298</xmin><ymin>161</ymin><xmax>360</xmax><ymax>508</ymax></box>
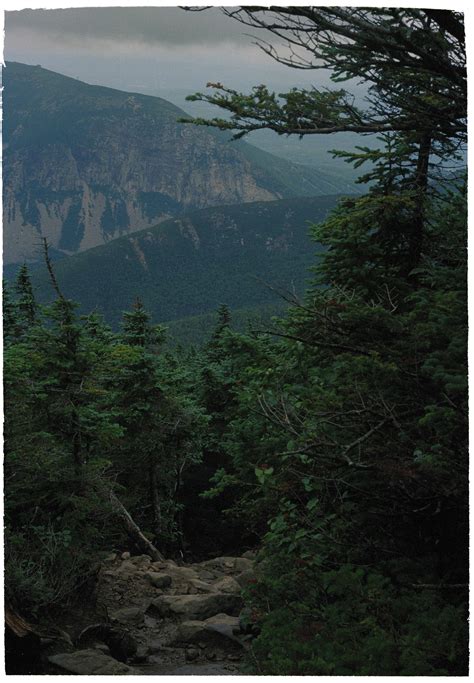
<box><xmin>21</xmin><ymin>195</ymin><xmax>341</xmax><ymax>327</ymax></box>
<box><xmin>3</xmin><ymin>61</ymin><xmax>354</xmax><ymax>263</ymax></box>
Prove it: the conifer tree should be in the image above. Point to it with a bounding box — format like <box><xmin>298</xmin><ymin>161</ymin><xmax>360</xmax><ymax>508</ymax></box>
<box><xmin>15</xmin><ymin>263</ymin><xmax>38</xmax><ymax>334</ymax></box>
<box><xmin>184</xmin><ymin>7</ymin><xmax>468</xmax><ymax>674</ymax></box>
<box><xmin>3</xmin><ymin>279</ymin><xmax>20</xmax><ymax>345</ymax></box>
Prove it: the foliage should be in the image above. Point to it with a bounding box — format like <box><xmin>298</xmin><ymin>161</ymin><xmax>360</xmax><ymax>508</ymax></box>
<box><xmin>3</xmin><ymin>288</ymin><xmax>207</xmax><ymax>612</ymax></box>
<box><xmin>181</xmin><ymin>7</ymin><xmax>467</xmax><ymax>675</ymax></box>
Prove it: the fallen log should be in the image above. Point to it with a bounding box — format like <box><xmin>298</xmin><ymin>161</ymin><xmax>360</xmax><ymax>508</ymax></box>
<box><xmin>108</xmin><ymin>490</ymin><xmax>165</xmax><ymax>562</ymax></box>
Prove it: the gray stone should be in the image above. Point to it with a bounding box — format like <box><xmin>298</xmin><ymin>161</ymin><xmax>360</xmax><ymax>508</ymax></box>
<box><xmin>151</xmin><ymin>593</ymin><xmax>243</xmax><ymax>620</ymax></box>
<box><xmin>171</xmin><ymin>620</ymin><xmax>207</xmax><ymax>644</ymax></box>
<box><xmin>128</xmin><ymin>554</ymin><xmax>152</xmax><ymax>566</ymax></box>
<box><xmin>242</xmin><ymin>550</ymin><xmax>258</xmax><ymax>559</ymax></box>
<box><xmin>94</xmin><ymin>643</ymin><xmax>110</xmax><ymax>654</ymax></box>
<box><xmin>205</xmin><ymin>613</ymin><xmax>240</xmax><ymax>628</ymax></box>
<box><xmin>212</xmin><ymin>576</ymin><xmax>241</xmax><ymax>594</ymax></box>
<box><xmin>121</xmin><ymin>551</ymin><xmax>131</xmax><ymax>560</ymax></box>
<box><xmin>145</xmin><ymin>571</ymin><xmax>172</xmax><ymax>589</ymax></box>
<box><xmin>171</xmin><ymin>616</ymin><xmax>243</xmax><ymax>649</ymax></box>
<box><xmin>185</xmin><ymin>648</ymin><xmax>200</xmax><ymax>662</ymax></box>
<box><xmin>110</xmin><ymin>607</ymin><xmax>145</xmax><ymax>626</ymax></box>
<box><xmin>199</xmin><ymin>557</ymin><xmax>239</xmax><ymax>572</ymax></box>
<box><xmin>104</xmin><ymin>553</ymin><xmax>118</xmax><ymax>563</ymax></box>
<box><xmin>189</xmin><ymin>578</ymin><xmax>217</xmax><ymax>594</ymax></box>
<box><xmin>234</xmin><ymin>557</ymin><xmax>254</xmax><ymax>573</ymax></box>
<box><xmin>48</xmin><ymin>649</ymin><xmax>138</xmax><ymax>675</ymax></box>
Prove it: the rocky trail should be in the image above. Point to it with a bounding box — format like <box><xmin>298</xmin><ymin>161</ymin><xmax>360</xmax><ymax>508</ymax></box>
<box><xmin>43</xmin><ymin>551</ymin><xmax>258</xmax><ymax>675</ymax></box>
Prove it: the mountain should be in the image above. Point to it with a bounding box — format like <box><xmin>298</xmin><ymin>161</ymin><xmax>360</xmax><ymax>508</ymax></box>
<box><xmin>3</xmin><ymin>62</ymin><xmax>354</xmax><ymax>264</ymax></box>
<box><xmin>164</xmin><ymin>301</ymin><xmax>288</xmax><ymax>347</ymax></box>
<box><xmin>24</xmin><ymin>196</ymin><xmax>341</xmax><ymax>329</ymax></box>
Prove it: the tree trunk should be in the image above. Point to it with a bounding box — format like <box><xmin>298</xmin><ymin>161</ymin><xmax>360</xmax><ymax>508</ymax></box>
<box><xmin>150</xmin><ymin>461</ymin><xmax>162</xmax><ymax>540</ymax></box>
<box><xmin>407</xmin><ymin>132</ymin><xmax>432</xmax><ymax>274</ymax></box>
<box><xmin>109</xmin><ymin>490</ymin><xmax>164</xmax><ymax>561</ymax></box>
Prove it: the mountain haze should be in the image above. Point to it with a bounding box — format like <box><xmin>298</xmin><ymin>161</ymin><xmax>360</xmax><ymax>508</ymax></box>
<box><xmin>3</xmin><ymin>62</ymin><xmax>353</xmax><ymax>263</ymax></box>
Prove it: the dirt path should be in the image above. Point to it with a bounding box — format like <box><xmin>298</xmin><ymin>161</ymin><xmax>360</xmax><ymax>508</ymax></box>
<box><xmin>45</xmin><ymin>552</ymin><xmax>256</xmax><ymax>675</ymax></box>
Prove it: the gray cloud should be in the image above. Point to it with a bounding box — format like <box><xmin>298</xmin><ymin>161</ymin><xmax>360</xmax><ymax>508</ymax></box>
<box><xmin>5</xmin><ymin>7</ymin><xmax>263</xmax><ymax>48</ymax></box>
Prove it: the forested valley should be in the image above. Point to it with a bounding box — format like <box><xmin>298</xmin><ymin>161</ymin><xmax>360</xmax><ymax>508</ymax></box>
<box><xmin>4</xmin><ymin>7</ymin><xmax>468</xmax><ymax>676</ymax></box>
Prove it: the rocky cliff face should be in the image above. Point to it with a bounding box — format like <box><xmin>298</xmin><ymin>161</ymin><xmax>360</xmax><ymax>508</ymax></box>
<box><xmin>3</xmin><ymin>62</ymin><xmax>345</xmax><ymax>264</ymax></box>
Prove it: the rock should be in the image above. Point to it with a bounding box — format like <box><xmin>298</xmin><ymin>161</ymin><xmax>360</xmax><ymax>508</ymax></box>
<box><xmin>104</xmin><ymin>553</ymin><xmax>118</xmax><ymax>563</ymax></box>
<box><xmin>116</xmin><ymin>560</ymin><xmax>137</xmax><ymax>577</ymax></box>
<box><xmin>235</xmin><ymin>569</ymin><xmax>257</xmax><ymax>588</ymax></box>
<box><xmin>242</xmin><ymin>550</ymin><xmax>258</xmax><ymax>559</ymax></box>
<box><xmin>205</xmin><ymin>615</ymin><xmax>244</xmax><ymax>646</ymax></box>
<box><xmin>130</xmin><ymin>651</ymin><xmax>149</xmax><ymax>664</ymax></box>
<box><xmin>205</xmin><ymin>613</ymin><xmax>240</xmax><ymax>628</ymax></box>
<box><xmin>212</xmin><ymin>576</ymin><xmax>241</xmax><ymax>594</ymax></box>
<box><xmin>150</xmin><ymin>593</ymin><xmax>243</xmax><ymax>620</ymax></box>
<box><xmin>189</xmin><ymin>579</ymin><xmax>217</xmax><ymax>594</ymax></box>
<box><xmin>121</xmin><ymin>552</ymin><xmax>131</xmax><ymax>560</ymax></box>
<box><xmin>171</xmin><ymin>615</ymin><xmax>243</xmax><ymax>649</ymax></box>
<box><xmin>110</xmin><ymin>607</ymin><xmax>145</xmax><ymax>627</ymax></box>
<box><xmin>185</xmin><ymin>648</ymin><xmax>200</xmax><ymax>662</ymax></box>
<box><xmin>195</xmin><ymin>569</ymin><xmax>215</xmax><ymax>581</ymax></box>
<box><xmin>48</xmin><ymin>649</ymin><xmax>138</xmax><ymax>675</ymax></box>
<box><xmin>199</xmin><ymin>557</ymin><xmax>239</xmax><ymax>572</ymax></box>
<box><xmin>145</xmin><ymin>572</ymin><xmax>172</xmax><ymax>589</ymax></box>
<box><xmin>128</xmin><ymin>554</ymin><xmax>152</xmax><ymax>567</ymax></box>
<box><xmin>76</xmin><ymin>624</ymin><xmax>138</xmax><ymax>662</ymax></box>
<box><xmin>171</xmin><ymin>620</ymin><xmax>207</xmax><ymax>644</ymax></box>
<box><xmin>234</xmin><ymin>558</ymin><xmax>254</xmax><ymax>573</ymax></box>
<box><xmin>94</xmin><ymin>643</ymin><xmax>110</xmax><ymax>654</ymax></box>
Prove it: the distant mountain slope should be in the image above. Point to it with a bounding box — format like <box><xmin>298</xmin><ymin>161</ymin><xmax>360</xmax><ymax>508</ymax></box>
<box><xmin>164</xmin><ymin>301</ymin><xmax>288</xmax><ymax>347</ymax></box>
<box><xmin>3</xmin><ymin>62</ymin><xmax>354</xmax><ymax>263</ymax></box>
<box><xmin>25</xmin><ymin>196</ymin><xmax>341</xmax><ymax>327</ymax></box>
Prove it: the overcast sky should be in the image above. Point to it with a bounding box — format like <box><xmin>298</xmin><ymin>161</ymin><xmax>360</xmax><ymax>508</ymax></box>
<box><xmin>3</xmin><ymin>6</ymin><xmax>375</xmax><ymax>171</ymax></box>
<box><xmin>4</xmin><ymin>7</ymin><xmax>338</xmax><ymax>94</ymax></box>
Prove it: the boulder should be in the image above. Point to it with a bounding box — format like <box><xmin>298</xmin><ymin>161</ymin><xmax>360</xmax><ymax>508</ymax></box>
<box><xmin>198</xmin><ymin>557</ymin><xmax>239</xmax><ymax>573</ymax></box>
<box><xmin>170</xmin><ymin>616</ymin><xmax>243</xmax><ymax>649</ymax></box>
<box><xmin>149</xmin><ymin>593</ymin><xmax>243</xmax><ymax>620</ymax></box>
<box><xmin>189</xmin><ymin>579</ymin><xmax>217</xmax><ymax>594</ymax></box>
<box><xmin>185</xmin><ymin>647</ymin><xmax>200</xmax><ymax>662</ymax></box>
<box><xmin>104</xmin><ymin>553</ymin><xmax>118</xmax><ymax>563</ymax></box>
<box><xmin>48</xmin><ymin>649</ymin><xmax>138</xmax><ymax>675</ymax></box>
<box><xmin>145</xmin><ymin>572</ymin><xmax>172</xmax><ymax>589</ymax></box>
<box><xmin>127</xmin><ymin>554</ymin><xmax>152</xmax><ymax>567</ymax></box>
<box><xmin>212</xmin><ymin>576</ymin><xmax>241</xmax><ymax>594</ymax></box>
<box><xmin>110</xmin><ymin>607</ymin><xmax>145</xmax><ymax>627</ymax></box>
<box><xmin>115</xmin><ymin>560</ymin><xmax>138</xmax><ymax>578</ymax></box>
<box><xmin>205</xmin><ymin>613</ymin><xmax>240</xmax><ymax>628</ymax></box>
<box><xmin>172</xmin><ymin>620</ymin><xmax>207</xmax><ymax>644</ymax></box>
<box><xmin>234</xmin><ymin>558</ymin><xmax>254</xmax><ymax>573</ymax></box>
<box><xmin>194</xmin><ymin>569</ymin><xmax>216</xmax><ymax>581</ymax></box>
<box><xmin>205</xmin><ymin>614</ymin><xmax>243</xmax><ymax>645</ymax></box>
<box><xmin>76</xmin><ymin>624</ymin><xmax>138</xmax><ymax>662</ymax></box>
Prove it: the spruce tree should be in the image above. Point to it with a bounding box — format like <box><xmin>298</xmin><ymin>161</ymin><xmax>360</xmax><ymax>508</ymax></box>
<box><xmin>15</xmin><ymin>263</ymin><xmax>38</xmax><ymax>334</ymax></box>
